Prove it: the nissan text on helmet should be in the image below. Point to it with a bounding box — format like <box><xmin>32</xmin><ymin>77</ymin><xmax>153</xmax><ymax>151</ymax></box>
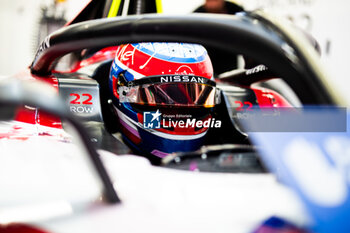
<box><xmin>109</xmin><ymin>42</ymin><xmax>220</xmax><ymax>159</ymax></box>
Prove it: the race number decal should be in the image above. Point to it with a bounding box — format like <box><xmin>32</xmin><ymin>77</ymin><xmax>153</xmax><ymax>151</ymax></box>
<box><xmin>69</xmin><ymin>93</ymin><xmax>93</xmax><ymax>105</ymax></box>
<box><xmin>234</xmin><ymin>101</ymin><xmax>253</xmax><ymax>111</ymax></box>
<box><xmin>58</xmin><ymin>77</ymin><xmax>103</xmax><ymax>122</ymax></box>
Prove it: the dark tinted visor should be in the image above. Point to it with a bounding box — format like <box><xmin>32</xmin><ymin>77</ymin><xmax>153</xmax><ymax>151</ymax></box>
<box><xmin>118</xmin><ymin>75</ymin><xmax>219</xmax><ymax>107</ymax></box>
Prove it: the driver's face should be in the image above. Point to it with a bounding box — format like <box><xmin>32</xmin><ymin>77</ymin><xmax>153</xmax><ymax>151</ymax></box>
<box><xmin>204</xmin><ymin>0</ymin><xmax>225</xmax><ymax>13</ymax></box>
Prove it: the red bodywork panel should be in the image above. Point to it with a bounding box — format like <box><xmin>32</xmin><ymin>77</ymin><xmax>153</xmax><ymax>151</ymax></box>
<box><xmin>0</xmin><ymin>223</ymin><xmax>49</xmax><ymax>233</ymax></box>
<box><xmin>53</xmin><ymin>46</ymin><xmax>119</xmax><ymax>74</ymax></box>
<box><xmin>11</xmin><ymin>47</ymin><xmax>119</xmax><ymax>130</ymax></box>
<box><xmin>10</xmin><ymin>70</ymin><xmax>62</xmax><ymax>129</ymax></box>
<box><xmin>14</xmin><ymin>107</ymin><xmax>62</xmax><ymax>129</ymax></box>
<box><xmin>252</xmin><ymin>87</ymin><xmax>292</xmax><ymax>108</ymax></box>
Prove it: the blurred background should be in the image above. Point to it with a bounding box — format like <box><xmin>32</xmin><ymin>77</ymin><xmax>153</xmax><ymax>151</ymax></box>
<box><xmin>0</xmin><ymin>0</ymin><xmax>349</xmax><ymax>102</ymax></box>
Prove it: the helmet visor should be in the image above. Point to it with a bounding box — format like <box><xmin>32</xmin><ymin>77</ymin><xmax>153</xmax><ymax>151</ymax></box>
<box><xmin>118</xmin><ymin>75</ymin><xmax>219</xmax><ymax>107</ymax></box>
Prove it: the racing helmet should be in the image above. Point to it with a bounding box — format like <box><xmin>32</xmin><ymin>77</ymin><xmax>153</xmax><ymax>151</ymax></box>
<box><xmin>109</xmin><ymin>42</ymin><xmax>218</xmax><ymax>158</ymax></box>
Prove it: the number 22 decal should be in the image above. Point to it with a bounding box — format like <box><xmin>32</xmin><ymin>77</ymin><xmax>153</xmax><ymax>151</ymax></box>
<box><xmin>70</xmin><ymin>93</ymin><xmax>93</xmax><ymax>105</ymax></box>
<box><xmin>235</xmin><ymin>101</ymin><xmax>253</xmax><ymax>111</ymax></box>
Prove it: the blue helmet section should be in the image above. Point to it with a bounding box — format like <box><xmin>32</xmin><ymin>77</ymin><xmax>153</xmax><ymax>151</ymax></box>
<box><xmin>132</xmin><ymin>43</ymin><xmax>207</xmax><ymax>63</ymax></box>
<box><xmin>109</xmin><ymin>61</ymin><xmax>138</xmax><ymax>121</ymax></box>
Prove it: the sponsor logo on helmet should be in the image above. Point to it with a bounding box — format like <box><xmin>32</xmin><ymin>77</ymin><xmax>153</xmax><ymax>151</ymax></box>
<box><xmin>160</xmin><ymin>75</ymin><xmax>204</xmax><ymax>83</ymax></box>
<box><xmin>175</xmin><ymin>65</ymin><xmax>194</xmax><ymax>75</ymax></box>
